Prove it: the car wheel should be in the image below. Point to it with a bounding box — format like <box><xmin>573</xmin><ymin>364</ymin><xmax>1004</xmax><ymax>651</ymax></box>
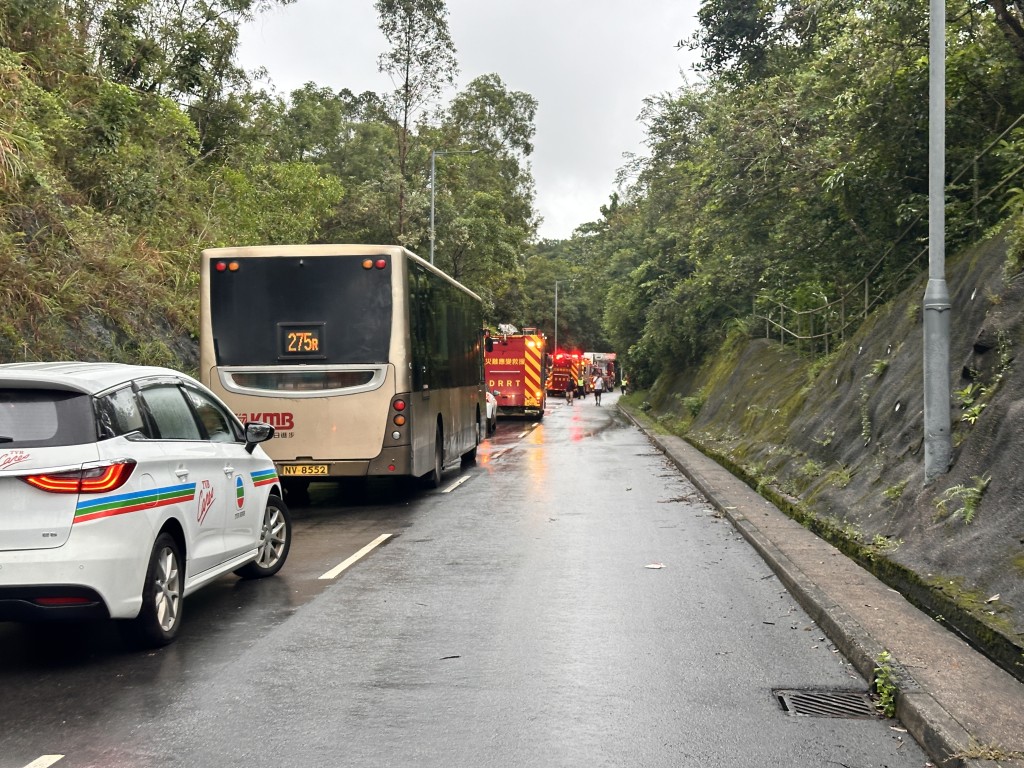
<box><xmin>125</xmin><ymin>532</ymin><xmax>183</xmax><ymax>648</ymax></box>
<box><xmin>235</xmin><ymin>494</ymin><xmax>292</xmax><ymax>579</ymax></box>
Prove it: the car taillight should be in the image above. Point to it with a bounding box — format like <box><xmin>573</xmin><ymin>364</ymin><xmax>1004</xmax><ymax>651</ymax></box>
<box><xmin>23</xmin><ymin>460</ymin><xmax>137</xmax><ymax>494</ymax></box>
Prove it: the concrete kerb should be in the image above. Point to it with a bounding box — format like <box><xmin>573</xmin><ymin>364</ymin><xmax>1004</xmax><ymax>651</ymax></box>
<box><xmin>618</xmin><ymin>404</ymin><xmax>996</xmax><ymax>768</ymax></box>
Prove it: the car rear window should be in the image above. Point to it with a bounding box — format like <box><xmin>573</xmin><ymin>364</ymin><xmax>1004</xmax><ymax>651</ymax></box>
<box><xmin>0</xmin><ymin>389</ymin><xmax>97</xmax><ymax>447</ymax></box>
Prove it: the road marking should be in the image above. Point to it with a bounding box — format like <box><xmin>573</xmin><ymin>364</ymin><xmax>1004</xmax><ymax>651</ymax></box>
<box><xmin>318</xmin><ymin>534</ymin><xmax>393</xmax><ymax>580</ymax></box>
<box><xmin>25</xmin><ymin>757</ymin><xmax>64</xmax><ymax>768</ymax></box>
<box><xmin>442</xmin><ymin>475</ymin><xmax>471</xmax><ymax>493</ymax></box>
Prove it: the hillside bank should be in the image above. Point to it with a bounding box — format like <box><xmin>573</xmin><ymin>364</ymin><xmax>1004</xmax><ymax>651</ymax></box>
<box><xmin>630</xmin><ymin>229</ymin><xmax>1024</xmax><ymax>681</ymax></box>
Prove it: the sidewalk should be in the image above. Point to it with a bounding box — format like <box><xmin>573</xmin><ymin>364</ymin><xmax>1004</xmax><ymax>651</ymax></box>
<box><xmin>620</xmin><ymin>404</ymin><xmax>1024</xmax><ymax>768</ymax></box>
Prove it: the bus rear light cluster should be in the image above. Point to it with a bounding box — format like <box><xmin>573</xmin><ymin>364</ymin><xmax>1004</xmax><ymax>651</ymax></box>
<box><xmin>391</xmin><ymin>398</ymin><xmax>406</xmax><ymax>441</ymax></box>
<box><xmin>23</xmin><ymin>460</ymin><xmax>137</xmax><ymax>494</ymax></box>
<box><xmin>214</xmin><ymin>261</ymin><xmax>240</xmax><ymax>273</ymax></box>
<box><xmin>361</xmin><ymin>258</ymin><xmax>388</xmax><ymax>270</ymax></box>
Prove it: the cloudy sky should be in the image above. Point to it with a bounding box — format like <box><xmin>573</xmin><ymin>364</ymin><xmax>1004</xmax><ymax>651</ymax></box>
<box><xmin>237</xmin><ymin>0</ymin><xmax>704</xmax><ymax>240</ymax></box>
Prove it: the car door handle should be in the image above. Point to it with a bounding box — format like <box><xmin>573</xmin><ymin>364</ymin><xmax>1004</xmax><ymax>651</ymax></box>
<box><xmin>223</xmin><ymin>465</ymin><xmax>235</xmax><ymax>476</ymax></box>
<box><xmin>175</xmin><ymin>468</ymin><xmax>189</xmax><ymax>478</ymax></box>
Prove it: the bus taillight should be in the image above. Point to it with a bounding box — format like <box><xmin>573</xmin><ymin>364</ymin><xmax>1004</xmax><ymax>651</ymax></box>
<box><xmin>393</xmin><ymin>414</ymin><xmax>406</xmax><ymax>426</ymax></box>
<box><xmin>393</xmin><ymin>399</ymin><xmax>406</xmax><ymax>411</ymax></box>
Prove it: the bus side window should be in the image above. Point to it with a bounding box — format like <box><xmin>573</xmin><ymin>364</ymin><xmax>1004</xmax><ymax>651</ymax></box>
<box><xmin>410</xmin><ymin>268</ymin><xmax>429</xmax><ymax>391</ymax></box>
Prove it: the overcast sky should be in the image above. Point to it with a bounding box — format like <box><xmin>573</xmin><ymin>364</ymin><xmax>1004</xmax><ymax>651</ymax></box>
<box><xmin>237</xmin><ymin>0</ymin><xmax>704</xmax><ymax>240</ymax></box>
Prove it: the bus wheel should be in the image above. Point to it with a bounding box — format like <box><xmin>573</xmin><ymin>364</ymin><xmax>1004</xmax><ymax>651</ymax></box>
<box><xmin>462</xmin><ymin>415</ymin><xmax>481</xmax><ymax>465</ymax></box>
<box><xmin>423</xmin><ymin>425</ymin><xmax>444</xmax><ymax>488</ymax></box>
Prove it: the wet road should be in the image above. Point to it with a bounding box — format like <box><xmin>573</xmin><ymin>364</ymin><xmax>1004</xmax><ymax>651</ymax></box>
<box><xmin>0</xmin><ymin>391</ymin><xmax>928</xmax><ymax>767</ymax></box>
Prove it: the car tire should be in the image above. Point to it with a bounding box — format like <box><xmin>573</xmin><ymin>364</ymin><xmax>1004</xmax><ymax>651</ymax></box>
<box><xmin>235</xmin><ymin>494</ymin><xmax>292</xmax><ymax>579</ymax></box>
<box><xmin>124</xmin><ymin>532</ymin><xmax>183</xmax><ymax>648</ymax></box>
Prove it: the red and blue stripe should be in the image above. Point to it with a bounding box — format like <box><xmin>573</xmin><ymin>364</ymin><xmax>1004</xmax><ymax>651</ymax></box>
<box><xmin>250</xmin><ymin>468</ymin><xmax>278</xmax><ymax>488</ymax></box>
<box><xmin>74</xmin><ymin>483</ymin><xmax>197</xmax><ymax>524</ymax></box>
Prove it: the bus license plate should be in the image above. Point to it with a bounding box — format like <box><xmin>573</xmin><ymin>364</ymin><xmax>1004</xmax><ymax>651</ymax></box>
<box><xmin>281</xmin><ymin>464</ymin><xmax>328</xmax><ymax>476</ymax></box>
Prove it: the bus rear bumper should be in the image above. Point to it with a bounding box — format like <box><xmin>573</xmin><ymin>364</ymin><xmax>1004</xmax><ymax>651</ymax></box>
<box><xmin>276</xmin><ymin>451</ymin><xmax>412</xmax><ymax>479</ymax></box>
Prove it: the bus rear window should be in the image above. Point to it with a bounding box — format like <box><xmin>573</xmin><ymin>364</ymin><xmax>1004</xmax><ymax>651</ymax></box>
<box><xmin>209</xmin><ymin>255</ymin><xmax>392</xmax><ymax>365</ymax></box>
<box><xmin>228</xmin><ymin>370</ymin><xmax>376</xmax><ymax>392</ymax></box>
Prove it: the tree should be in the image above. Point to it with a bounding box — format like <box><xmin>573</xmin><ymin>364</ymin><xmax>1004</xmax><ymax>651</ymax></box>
<box><xmin>375</xmin><ymin>0</ymin><xmax>458</xmax><ymax>240</ymax></box>
<box><xmin>982</xmin><ymin>0</ymin><xmax>1024</xmax><ymax>63</ymax></box>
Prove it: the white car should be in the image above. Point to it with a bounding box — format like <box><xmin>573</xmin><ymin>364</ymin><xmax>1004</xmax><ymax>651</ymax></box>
<box><xmin>0</xmin><ymin>362</ymin><xmax>290</xmax><ymax>647</ymax></box>
<box><xmin>485</xmin><ymin>390</ymin><xmax>498</xmax><ymax>435</ymax></box>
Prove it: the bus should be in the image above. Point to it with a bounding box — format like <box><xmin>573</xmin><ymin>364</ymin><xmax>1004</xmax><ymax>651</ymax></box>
<box><xmin>199</xmin><ymin>244</ymin><xmax>486</xmax><ymax>494</ymax></box>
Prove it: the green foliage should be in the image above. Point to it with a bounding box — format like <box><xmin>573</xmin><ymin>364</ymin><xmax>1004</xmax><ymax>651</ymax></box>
<box><xmin>883</xmin><ymin>481</ymin><xmax>907</xmax><ymax>502</ymax></box>
<box><xmin>873</xmin><ymin>650</ymin><xmax>897</xmax><ymax>718</ymax></box>
<box><xmin>0</xmin><ymin>1</ymin><xmax>540</xmax><ymax>370</ymax></box>
<box><xmin>799</xmin><ymin>459</ymin><xmax>824</xmax><ymax>479</ymax></box>
<box><xmin>936</xmin><ymin>474</ymin><xmax>992</xmax><ymax>524</ymax></box>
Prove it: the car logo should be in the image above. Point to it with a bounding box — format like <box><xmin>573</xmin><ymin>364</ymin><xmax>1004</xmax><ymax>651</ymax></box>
<box><xmin>0</xmin><ymin>450</ymin><xmax>30</xmax><ymax>470</ymax></box>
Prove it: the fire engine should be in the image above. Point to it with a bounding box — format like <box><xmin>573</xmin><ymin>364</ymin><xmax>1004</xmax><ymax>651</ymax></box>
<box><xmin>485</xmin><ymin>326</ymin><xmax>547</xmax><ymax>420</ymax></box>
<box><xmin>545</xmin><ymin>349</ymin><xmax>584</xmax><ymax>399</ymax></box>
<box><xmin>586</xmin><ymin>351</ymin><xmax>617</xmax><ymax>388</ymax></box>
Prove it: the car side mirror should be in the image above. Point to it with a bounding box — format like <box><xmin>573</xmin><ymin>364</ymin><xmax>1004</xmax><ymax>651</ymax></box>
<box><xmin>244</xmin><ymin>421</ymin><xmax>275</xmax><ymax>454</ymax></box>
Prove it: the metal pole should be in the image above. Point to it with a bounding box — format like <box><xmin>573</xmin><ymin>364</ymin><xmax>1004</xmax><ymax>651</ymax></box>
<box><xmin>429</xmin><ymin>151</ymin><xmax>437</xmax><ymax>265</ymax></box>
<box><xmin>923</xmin><ymin>0</ymin><xmax>951</xmax><ymax>482</ymax></box>
<box><xmin>554</xmin><ymin>281</ymin><xmax>559</xmax><ymax>353</ymax></box>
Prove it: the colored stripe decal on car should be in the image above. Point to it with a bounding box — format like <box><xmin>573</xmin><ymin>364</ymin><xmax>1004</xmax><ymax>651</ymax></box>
<box><xmin>250</xmin><ymin>468</ymin><xmax>278</xmax><ymax>487</ymax></box>
<box><xmin>74</xmin><ymin>483</ymin><xmax>197</xmax><ymax>523</ymax></box>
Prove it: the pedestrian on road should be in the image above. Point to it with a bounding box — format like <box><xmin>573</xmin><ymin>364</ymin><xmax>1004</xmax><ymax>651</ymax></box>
<box><xmin>594</xmin><ymin>374</ymin><xmax>605</xmax><ymax>405</ymax></box>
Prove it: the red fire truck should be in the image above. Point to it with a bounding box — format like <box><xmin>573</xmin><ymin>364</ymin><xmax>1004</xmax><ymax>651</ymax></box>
<box><xmin>545</xmin><ymin>350</ymin><xmax>584</xmax><ymax>399</ymax></box>
<box><xmin>485</xmin><ymin>327</ymin><xmax>547</xmax><ymax>420</ymax></box>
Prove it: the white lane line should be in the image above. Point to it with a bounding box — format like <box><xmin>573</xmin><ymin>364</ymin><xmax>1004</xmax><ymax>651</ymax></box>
<box><xmin>318</xmin><ymin>534</ymin><xmax>393</xmax><ymax>580</ymax></box>
<box><xmin>442</xmin><ymin>475</ymin><xmax>471</xmax><ymax>494</ymax></box>
<box><xmin>25</xmin><ymin>757</ymin><xmax>64</xmax><ymax>768</ymax></box>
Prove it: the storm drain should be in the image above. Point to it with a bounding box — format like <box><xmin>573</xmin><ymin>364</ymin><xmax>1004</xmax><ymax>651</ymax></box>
<box><xmin>774</xmin><ymin>689</ymin><xmax>880</xmax><ymax>719</ymax></box>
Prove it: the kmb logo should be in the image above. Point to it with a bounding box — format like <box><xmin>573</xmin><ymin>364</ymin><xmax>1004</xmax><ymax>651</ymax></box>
<box><xmin>238</xmin><ymin>412</ymin><xmax>294</xmax><ymax>430</ymax></box>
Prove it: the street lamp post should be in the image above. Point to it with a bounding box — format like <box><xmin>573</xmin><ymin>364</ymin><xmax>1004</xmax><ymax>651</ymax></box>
<box><xmin>430</xmin><ymin>148</ymin><xmax>478</xmax><ymax>265</ymax></box>
<box><xmin>554</xmin><ymin>280</ymin><xmax>562</xmax><ymax>353</ymax></box>
<box><xmin>923</xmin><ymin>0</ymin><xmax>951</xmax><ymax>482</ymax></box>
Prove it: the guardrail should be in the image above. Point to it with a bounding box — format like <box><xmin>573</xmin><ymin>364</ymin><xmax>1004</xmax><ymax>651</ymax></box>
<box><xmin>753</xmin><ymin>115</ymin><xmax>1024</xmax><ymax>356</ymax></box>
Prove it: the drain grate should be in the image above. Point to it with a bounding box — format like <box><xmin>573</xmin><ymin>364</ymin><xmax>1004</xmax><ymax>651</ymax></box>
<box><xmin>774</xmin><ymin>689</ymin><xmax>880</xmax><ymax>719</ymax></box>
